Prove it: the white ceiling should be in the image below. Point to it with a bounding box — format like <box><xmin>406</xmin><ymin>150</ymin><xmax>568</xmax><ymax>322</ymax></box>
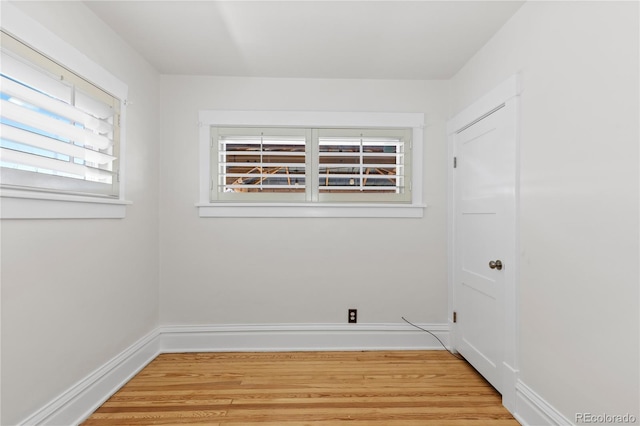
<box><xmin>84</xmin><ymin>1</ymin><xmax>525</xmax><ymax>80</ymax></box>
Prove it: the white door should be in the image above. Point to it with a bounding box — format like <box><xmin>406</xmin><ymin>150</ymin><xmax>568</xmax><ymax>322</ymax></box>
<box><xmin>452</xmin><ymin>101</ymin><xmax>517</xmax><ymax>394</ymax></box>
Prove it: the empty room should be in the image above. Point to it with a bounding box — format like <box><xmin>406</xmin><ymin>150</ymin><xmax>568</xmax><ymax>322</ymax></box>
<box><xmin>0</xmin><ymin>1</ymin><xmax>638</xmax><ymax>425</ymax></box>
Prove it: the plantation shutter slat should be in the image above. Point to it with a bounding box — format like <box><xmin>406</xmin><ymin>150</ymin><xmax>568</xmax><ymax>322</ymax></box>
<box><xmin>0</xmin><ymin>124</ymin><xmax>115</xmax><ymax>165</ymax></box>
<box><xmin>0</xmin><ymin>148</ymin><xmax>115</xmax><ymax>181</ymax></box>
<box><xmin>1</xmin><ymin>99</ymin><xmax>112</xmax><ymax>150</ymax></box>
<box><xmin>0</xmin><ymin>50</ymin><xmax>71</xmax><ymax>103</ymax></box>
<box><xmin>75</xmin><ymin>90</ymin><xmax>116</xmax><ymax>121</ymax></box>
<box><xmin>2</xmin><ymin>76</ymin><xmax>114</xmax><ymax>135</ymax></box>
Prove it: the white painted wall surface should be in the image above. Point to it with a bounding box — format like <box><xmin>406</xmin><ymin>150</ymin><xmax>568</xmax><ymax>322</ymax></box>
<box><xmin>6</xmin><ymin>1</ymin><xmax>636</xmax><ymax>424</ymax></box>
<box><xmin>158</xmin><ymin>76</ymin><xmax>450</xmax><ymax>326</ymax></box>
<box><xmin>0</xmin><ymin>2</ymin><xmax>160</xmax><ymax>424</ymax></box>
<box><xmin>451</xmin><ymin>1</ymin><xmax>639</xmax><ymax>421</ymax></box>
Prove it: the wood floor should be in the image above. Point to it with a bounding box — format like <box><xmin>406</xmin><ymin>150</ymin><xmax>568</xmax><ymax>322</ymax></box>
<box><xmin>82</xmin><ymin>351</ymin><xmax>520</xmax><ymax>425</ymax></box>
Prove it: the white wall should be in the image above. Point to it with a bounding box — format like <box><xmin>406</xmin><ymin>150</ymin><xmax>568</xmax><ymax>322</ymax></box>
<box><xmin>451</xmin><ymin>1</ymin><xmax>639</xmax><ymax>421</ymax></box>
<box><xmin>159</xmin><ymin>76</ymin><xmax>450</xmax><ymax>326</ymax></box>
<box><xmin>0</xmin><ymin>2</ymin><xmax>160</xmax><ymax>425</ymax></box>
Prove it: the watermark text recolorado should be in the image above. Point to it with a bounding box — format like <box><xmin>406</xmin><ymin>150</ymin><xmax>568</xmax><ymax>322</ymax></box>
<box><xmin>576</xmin><ymin>413</ymin><xmax>637</xmax><ymax>424</ymax></box>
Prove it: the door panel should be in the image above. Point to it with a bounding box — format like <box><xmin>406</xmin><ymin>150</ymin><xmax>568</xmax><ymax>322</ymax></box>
<box><xmin>454</xmin><ymin>105</ymin><xmax>514</xmax><ymax>393</ymax></box>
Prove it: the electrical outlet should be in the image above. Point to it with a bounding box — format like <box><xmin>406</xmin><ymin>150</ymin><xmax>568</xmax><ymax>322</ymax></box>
<box><xmin>348</xmin><ymin>309</ymin><xmax>357</xmax><ymax>324</ymax></box>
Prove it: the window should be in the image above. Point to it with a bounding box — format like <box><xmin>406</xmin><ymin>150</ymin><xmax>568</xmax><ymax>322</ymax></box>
<box><xmin>316</xmin><ymin>128</ymin><xmax>411</xmax><ymax>203</ymax></box>
<box><xmin>0</xmin><ymin>4</ymin><xmax>128</xmax><ymax>219</ymax></box>
<box><xmin>214</xmin><ymin>127</ymin><xmax>310</xmax><ymax>202</ymax></box>
<box><xmin>1</xmin><ymin>31</ymin><xmax>120</xmax><ymax>198</ymax></box>
<box><xmin>212</xmin><ymin>127</ymin><xmax>411</xmax><ymax>203</ymax></box>
<box><xmin>198</xmin><ymin>111</ymin><xmax>425</xmax><ymax>218</ymax></box>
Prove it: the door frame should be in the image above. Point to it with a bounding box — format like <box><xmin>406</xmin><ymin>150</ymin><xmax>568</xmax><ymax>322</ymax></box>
<box><xmin>446</xmin><ymin>75</ymin><xmax>521</xmax><ymax>412</ymax></box>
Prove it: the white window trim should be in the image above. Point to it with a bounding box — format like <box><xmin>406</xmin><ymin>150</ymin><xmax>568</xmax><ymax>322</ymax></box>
<box><xmin>197</xmin><ymin>110</ymin><xmax>426</xmax><ymax>218</ymax></box>
<box><xmin>0</xmin><ymin>2</ymin><xmax>130</xmax><ymax>219</ymax></box>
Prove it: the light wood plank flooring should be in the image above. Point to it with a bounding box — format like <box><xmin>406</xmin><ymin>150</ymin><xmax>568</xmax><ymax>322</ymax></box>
<box><xmin>82</xmin><ymin>351</ymin><xmax>520</xmax><ymax>425</ymax></box>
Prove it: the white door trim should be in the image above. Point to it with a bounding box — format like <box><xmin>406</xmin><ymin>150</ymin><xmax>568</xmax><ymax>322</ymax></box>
<box><xmin>447</xmin><ymin>74</ymin><xmax>521</xmax><ymax>413</ymax></box>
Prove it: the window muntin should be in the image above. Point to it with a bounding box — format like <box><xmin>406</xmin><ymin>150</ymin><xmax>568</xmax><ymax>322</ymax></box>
<box><xmin>210</xmin><ymin>126</ymin><xmax>411</xmax><ymax>203</ymax></box>
<box><xmin>0</xmin><ymin>30</ymin><xmax>120</xmax><ymax>198</ymax></box>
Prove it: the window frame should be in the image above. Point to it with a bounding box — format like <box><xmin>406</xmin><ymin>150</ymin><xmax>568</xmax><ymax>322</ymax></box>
<box><xmin>197</xmin><ymin>110</ymin><xmax>426</xmax><ymax>218</ymax></box>
<box><xmin>0</xmin><ymin>3</ymin><xmax>130</xmax><ymax>219</ymax></box>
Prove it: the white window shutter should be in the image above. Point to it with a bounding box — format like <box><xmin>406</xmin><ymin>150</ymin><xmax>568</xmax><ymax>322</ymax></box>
<box><xmin>209</xmin><ymin>126</ymin><xmax>411</xmax><ymax>204</ymax></box>
<box><xmin>318</xmin><ymin>134</ymin><xmax>405</xmax><ymax>193</ymax></box>
<box><xmin>213</xmin><ymin>127</ymin><xmax>309</xmax><ymax>202</ymax></box>
<box><xmin>0</xmin><ymin>31</ymin><xmax>120</xmax><ymax>198</ymax></box>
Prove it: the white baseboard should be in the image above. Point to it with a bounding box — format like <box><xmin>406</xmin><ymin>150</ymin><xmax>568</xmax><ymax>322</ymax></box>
<box><xmin>160</xmin><ymin>323</ymin><xmax>450</xmax><ymax>353</ymax></box>
<box><xmin>18</xmin><ymin>330</ymin><xmax>161</xmax><ymax>426</ymax></box>
<box><xmin>19</xmin><ymin>322</ymin><xmax>449</xmax><ymax>425</ymax></box>
<box><xmin>514</xmin><ymin>380</ymin><xmax>572</xmax><ymax>426</ymax></box>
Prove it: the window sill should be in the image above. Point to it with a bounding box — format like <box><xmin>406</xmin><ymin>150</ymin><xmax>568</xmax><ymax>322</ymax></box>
<box><xmin>0</xmin><ymin>189</ymin><xmax>131</xmax><ymax>219</ymax></box>
<box><xmin>196</xmin><ymin>202</ymin><xmax>426</xmax><ymax>218</ymax></box>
